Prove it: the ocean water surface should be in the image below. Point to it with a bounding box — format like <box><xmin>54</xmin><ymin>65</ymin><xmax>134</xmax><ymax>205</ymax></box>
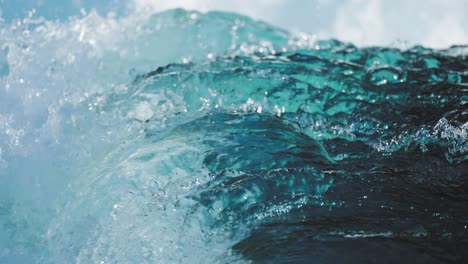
<box><xmin>0</xmin><ymin>7</ymin><xmax>467</xmax><ymax>264</ymax></box>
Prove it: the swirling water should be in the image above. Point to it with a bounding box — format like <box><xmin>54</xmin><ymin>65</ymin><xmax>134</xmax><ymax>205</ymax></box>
<box><xmin>0</xmin><ymin>8</ymin><xmax>467</xmax><ymax>263</ymax></box>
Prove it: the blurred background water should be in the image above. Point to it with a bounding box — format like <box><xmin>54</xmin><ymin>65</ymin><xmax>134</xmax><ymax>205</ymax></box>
<box><xmin>1</xmin><ymin>0</ymin><xmax>467</xmax><ymax>48</ymax></box>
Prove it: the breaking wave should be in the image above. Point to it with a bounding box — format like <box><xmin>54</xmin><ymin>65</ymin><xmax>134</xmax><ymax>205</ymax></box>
<box><xmin>0</xmin><ymin>8</ymin><xmax>467</xmax><ymax>263</ymax></box>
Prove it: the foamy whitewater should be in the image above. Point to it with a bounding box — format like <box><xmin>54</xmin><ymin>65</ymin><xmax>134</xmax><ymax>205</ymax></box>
<box><xmin>0</xmin><ymin>6</ymin><xmax>467</xmax><ymax>264</ymax></box>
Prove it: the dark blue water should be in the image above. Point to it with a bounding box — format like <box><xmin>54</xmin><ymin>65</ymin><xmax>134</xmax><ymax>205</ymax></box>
<box><xmin>0</xmin><ymin>8</ymin><xmax>467</xmax><ymax>263</ymax></box>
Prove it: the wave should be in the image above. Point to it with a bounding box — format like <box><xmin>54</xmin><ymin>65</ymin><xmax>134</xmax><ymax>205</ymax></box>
<box><xmin>0</xmin><ymin>8</ymin><xmax>467</xmax><ymax>263</ymax></box>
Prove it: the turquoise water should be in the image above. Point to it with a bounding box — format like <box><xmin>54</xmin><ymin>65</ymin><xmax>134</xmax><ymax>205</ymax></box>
<box><xmin>0</xmin><ymin>7</ymin><xmax>467</xmax><ymax>263</ymax></box>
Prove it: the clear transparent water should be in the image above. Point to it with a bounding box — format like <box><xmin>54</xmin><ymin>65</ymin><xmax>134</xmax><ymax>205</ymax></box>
<box><xmin>0</xmin><ymin>7</ymin><xmax>467</xmax><ymax>264</ymax></box>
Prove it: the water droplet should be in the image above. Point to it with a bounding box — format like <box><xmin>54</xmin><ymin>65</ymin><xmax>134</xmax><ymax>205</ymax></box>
<box><xmin>367</xmin><ymin>67</ymin><xmax>404</xmax><ymax>86</ymax></box>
